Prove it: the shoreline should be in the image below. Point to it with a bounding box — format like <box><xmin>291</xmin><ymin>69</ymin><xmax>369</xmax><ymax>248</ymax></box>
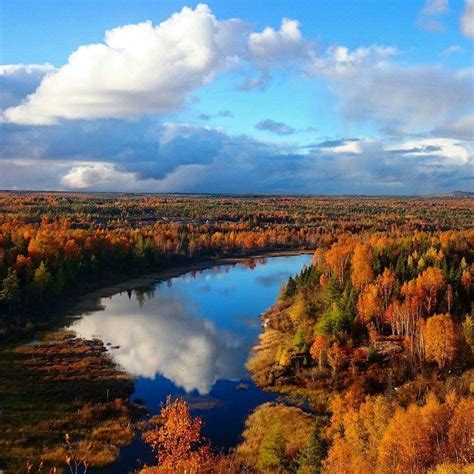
<box><xmin>61</xmin><ymin>249</ymin><xmax>314</xmax><ymax>320</ymax></box>
<box><xmin>0</xmin><ymin>248</ymin><xmax>313</xmax><ymax>344</ymax></box>
<box><xmin>0</xmin><ymin>249</ymin><xmax>314</xmax><ymax>471</ymax></box>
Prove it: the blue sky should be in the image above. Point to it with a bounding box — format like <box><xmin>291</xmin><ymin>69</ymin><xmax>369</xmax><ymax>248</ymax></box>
<box><xmin>0</xmin><ymin>0</ymin><xmax>473</xmax><ymax>193</ymax></box>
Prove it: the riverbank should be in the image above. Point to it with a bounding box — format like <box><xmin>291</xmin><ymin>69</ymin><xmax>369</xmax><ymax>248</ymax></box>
<box><xmin>0</xmin><ymin>251</ymin><xmax>314</xmax><ymax>472</ymax></box>
<box><xmin>1</xmin><ymin>248</ymin><xmax>314</xmax><ymax>344</ymax></box>
<box><xmin>74</xmin><ymin>249</ymin><xmax>314</xmax><ymax>299</ymax></box>
<box><xmin>0</xmin><ymin>332</ymin><xmax>144</xmax><ymax>472</ymax></box>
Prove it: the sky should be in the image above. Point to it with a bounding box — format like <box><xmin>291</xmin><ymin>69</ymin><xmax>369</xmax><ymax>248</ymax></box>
<box><xmin>0</xmin><ymin>0</ymin><xmax>473</xmax><ymax>194</ymax></box>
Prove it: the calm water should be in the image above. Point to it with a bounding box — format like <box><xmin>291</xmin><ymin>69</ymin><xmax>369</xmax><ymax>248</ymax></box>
<box><xmin>70</xmin><ymin>254</ymin><xmax>311</xmax><ymax>473</ymax></box>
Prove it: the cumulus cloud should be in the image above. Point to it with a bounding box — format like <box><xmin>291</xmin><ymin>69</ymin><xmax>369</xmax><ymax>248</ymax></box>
<box><xmin>0</xmin><ymin>4</ymin><xmax>472</xmax><ymax>194</ymax></box>
<box><xmin>60</xmin><ymin>162</ymin><xmax>142</xmax><ymax>189</ymax></box>
<box><xmin>386</xmin><ymin>138</ymin><xmax>470</xmax><ymax>165</ymax></box>
<box><xmin>255</xmin><ymin>119</ymin><xmax>296</xmax><ymax>135</ymax></box>
<box><xmin>2</xmin><ymin>7</ymin><xmax>317</xmax><ymax>123</ymax></box>
<box><xmin>461</xmin><ymin>0</ymin><xmax>474</xmax><ymax>36</ymax></box>
<box><xmin>309</xmin><ymin>44</ymin><xmax>398</xmax><ymax>78</ymax></box>
<box><xmin>2</xmin><ymin>4</ymin><xmax>248</xmax><ymax>125</ymax></box>
<box><xmin>248</xmin><ymin>18</ymin><xmax>313</xmax><ymax>68</ymax></box>
<box><xmin>0</xmin><ymin>64</ymin><xmax>55</xmax><ymax>110</ymax></box>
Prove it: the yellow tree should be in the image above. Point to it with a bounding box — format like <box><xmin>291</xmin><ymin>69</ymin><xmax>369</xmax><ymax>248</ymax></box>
<box><xmin>289</xmin><ymin>293</ymin><xmax>306</xmax><ymax>323</ymax></box>
<box><xmin>376</xmin><ymin>268</ymin><xmax>396</xmax><ymax>312</ymax></box>
<box><xmin>424</xmin><ymin>313</ymin><xmax>457</xmax><ymax>368</ymax></box>
<box><xmin>351</xmin><ymin>243</ymin><xmax>374</xmax><ymax>290</ymax></box>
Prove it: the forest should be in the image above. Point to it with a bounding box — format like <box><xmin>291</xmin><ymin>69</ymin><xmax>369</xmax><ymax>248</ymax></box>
<box><xmin>1</xmin><ymin>192</ymin><xmax>472</xmax><ymax>329</ymax></box>
<box><xmin>0</xmin><ymin>193</ymin><xmax>472</xmax><ymax>473</ymax></box>
<box><xmin>247</xmin><ymin>228</ymin><xmax>473</xmax><ymax>473</ymax></box>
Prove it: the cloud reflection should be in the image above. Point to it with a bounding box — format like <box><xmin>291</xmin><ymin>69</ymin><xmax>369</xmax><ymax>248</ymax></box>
<box><xmin>70</xmin><ymin>290</ymin><xmax>249</xmax><ymax>394</ymax></box>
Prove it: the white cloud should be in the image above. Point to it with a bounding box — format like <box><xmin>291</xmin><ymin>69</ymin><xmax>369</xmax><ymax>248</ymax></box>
<box><xmin>417</xmin><ymin>0</ymin><xmax>449</xmax><ymax>32</ymax></box>
<box><xmin>1</xmin><ymin>119</ymin><xmax>472</xmax><ymax>194</ymax></box>
<box><xmin>434</xmin><ymin>115</ymin><xmax>474</xmax><ymax>140</ymax></box>
<box><xmin>309</xmin><ymin>44</ymin><xmax>397</xmax><ymax>77</ymax></box>
<box><xmin>3</xmin><ymin>4</ymin><xmax>248</xmax><ymax>125</ymax></box>
<box><xmin>461</xmin><ymin>0</ymin><xmax>474</xmax><ymax>37</ymax></box>
<box><xmin>310</xmin><ymin>45</ymin><xmax>473</xmax><ymax>130</ymax></box>
<box><xmin>387</xmin><ymin>138</ymin><xmax>471</xmax><ymax>165</ymax></box>
<box><xmin>422</xmin><ymin>0</ymin><xmax>449</xmax><ymax>15</ymax></box>
<box><xmin>60</xmin><ymin>162</ymin><xmax>137</xmax><ymax>188</ymax></box>
<box><xmin>0</xmin><ymin>63</ymin><xmax>55</xmax><ymax>76</ymax></box>
<box><xmin>320</xmin><ymin>139</ymin><xmax>365</xmax><ymax>154</ymax></box>
<box><xmin>440</xmin><ymin>45</ymin><xmax>465</xmax><ymax>56</ymax></box>
<box><xmin>248</xmin><ymin>18</ymin><xmax>312</xmax><ymax>67</ymax></box>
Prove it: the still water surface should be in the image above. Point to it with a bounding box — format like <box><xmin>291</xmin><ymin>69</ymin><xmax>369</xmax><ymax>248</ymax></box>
<box><xmin>70</xmin><ymin>254</ymin><xmax>311</xmax><ymax>472</ymax></box>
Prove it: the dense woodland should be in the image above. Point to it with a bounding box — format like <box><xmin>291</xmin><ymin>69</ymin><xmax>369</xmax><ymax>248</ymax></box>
<box><xmin>1</xmin><ymin>193</ymin><xmax>472</xmax><ymax>330</ymax></box>
<box><xmin>0</xmin><ymin>193</ymin><xmax>473</xmax><ymax>473</ymax></box>
<box><xmin>246</xmin><ymin>229</ymin><xmax>473</xmax><ymax>473</ymax></box>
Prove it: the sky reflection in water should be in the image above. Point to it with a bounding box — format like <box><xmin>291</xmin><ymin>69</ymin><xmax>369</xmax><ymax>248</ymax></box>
<box><xmin>71</xmin><ymin>255</ymin><xmax>311</xmax><ymax>396</ymax></box>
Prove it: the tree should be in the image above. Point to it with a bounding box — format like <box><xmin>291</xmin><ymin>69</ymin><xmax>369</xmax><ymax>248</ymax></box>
<box><xmin>324</xmin><ymin>241</ymin><xmax>353</xmax><ymax>285</ymax></box>
<box><xmin>279</xmin><ymin>349</ymin><xmax>291</xmax><ymax>367</ymax></box>
<box><xmin>351</xmin><ymin>243</ymin><xmax>374</xmax><ymax>290</ymax></box>
<box><xmin>297</xmin><ymin>425</ymin><xmax>326</xmax><ymax>474</ymax></box>
<box><xmin>418</xmin><ymin>267</ymin><xmax>446</xmax><ymax>315</ymax></box>
<box><xmin>378</xmin><ymin>393</ymin><xmax>458</xmax><ymax>473</ymax></box>
<box><xmin>315</xmin><ymin>303</ymin><xmax>351</xmax><ymax>337</ymax></box>
<box><xmin>33</xmin><ymin>261</ymin><xmax>53</xmax><ymax>304</ymax></box>
<box><xmin>0</xmin><ymin>268</ymin><xmax>20</xmax><ymax>311</ymax></box>
<box><xmin>143</xmin><ymin>397</ymin><xmax>213</xmax><ymax>473</ymax></box>
<box><xmin>258</xmin><ymin>424</ymin><xmax>286</xmax><ymax>471</ymax></box>
<box><xmin>357</xmin><ymin>284</ymin><xmax>383</xmax><ymax>331</ymax></box>
<box><xmin>285</xmin><ymin>276</ymin><xmax>297</xmax><ymax>298</ymax></box>
<box><xmin>460</xmin><ymin>270</ymin><xmax>471</xmax><ymax>294</ymax></box>
<box><xmin>289</xmin><ymin>293</ymin><xmax>307</xmax><ymax>323</ymax></box>
<box><xmin>376</xmin><ymin>268</ymin><xmax>396</xmax><ymax>312</ymax></box>
<box><xmin>424</xmin><ymin>314</ymin><xmax>457</xmax><ymax>368</ymax></box>
<box><xmin>324</xmin><ymin>396</ymin><xmax>393</xmax><ymax>474</ymax></box>
<box><xmin>327</xmin><ymin>342</ymin><xmax>344</xmax><ymax>375</ymax></box>
<box><xmin>293</xmin><ymin>328</ymin><xmax>306</xmax><ymax>352</ymax></box>
<box><xmin>462</xmin><ymin>315</ymin><xmax>474</xmax><ymax>351</ymax></box>
<box><xmin>310</xmin><ymin>335</ymin><xmax>329</xmax><ymax>370</ymax></box>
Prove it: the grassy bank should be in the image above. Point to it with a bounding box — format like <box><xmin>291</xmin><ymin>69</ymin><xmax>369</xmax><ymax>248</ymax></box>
<box><xmin>0</xmin><ymin>332</ymin><xmax>142</xmax><ymax>472</ymax></box>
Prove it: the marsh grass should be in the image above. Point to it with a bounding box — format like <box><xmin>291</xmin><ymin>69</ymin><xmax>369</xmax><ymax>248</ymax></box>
<box><xmin>0</xmin><ymin>335</ymin><xmax>138</xmax><ymax>472</ymax></box>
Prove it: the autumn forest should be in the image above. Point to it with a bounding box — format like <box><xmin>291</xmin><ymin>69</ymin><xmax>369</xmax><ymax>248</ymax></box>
<box><xmin>0</xmin><ymin>192</ymin><xmax>473</xmax><ymax>473</ymax></box>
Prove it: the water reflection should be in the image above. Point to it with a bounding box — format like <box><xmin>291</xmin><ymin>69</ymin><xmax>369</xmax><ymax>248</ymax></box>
<box><xmin>71</xmin><ymin>291</ymin><xmax>249</xmax><ymax>394</ymax></box>
<box><xmin>70</xmin><ymin>254</ymin><xmax>311</xmax><ymax>398</ymax></box>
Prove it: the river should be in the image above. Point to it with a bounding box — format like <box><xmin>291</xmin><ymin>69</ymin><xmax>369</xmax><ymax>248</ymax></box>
<box><xmin>68</xmin><ymin>254</ymin><xmax>312</xmax><ymax>473</ymax></box>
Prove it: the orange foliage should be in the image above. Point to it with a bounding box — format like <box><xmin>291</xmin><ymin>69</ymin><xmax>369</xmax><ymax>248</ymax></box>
<box><xmin>351</xmin><ymin>243</ymin><xmax>374</xmax><ymax>290</ymax></box>
<box><xmin>424</xmin><ymin>314</ymin><xmax>457</xmax><ymax>368</ymax></box>
<box><xmin>324</xmin><ymin>241</ymin><xmax>354</xmax><ymax>285</ymax></box>
<box><xmin>325</xmin><ymin>392</ymin><xmax>474</xmax><ymax>474</ymax></box>
<box><xmin>310</xmin><ymin>334</ymin><xmax>329</xmax><ymax>370</ymax></box>
<box><xmin>357</xmin><ymin>284</ymin><xmax>382</xmax><ymax>330</ymax></box>
<box><xmin>143</xmin><ymin>397</ymin><xmax>213</xmax><ymax>473</ymax></box>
